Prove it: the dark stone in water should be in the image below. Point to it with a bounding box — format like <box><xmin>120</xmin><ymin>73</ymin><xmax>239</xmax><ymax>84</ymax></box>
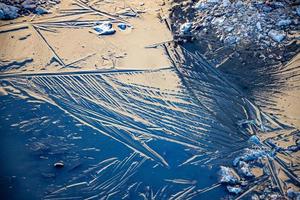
<box><xmin>54</xmin><ymin>161</ymin><xmax>64</xmax><ymax>168</ymax></box>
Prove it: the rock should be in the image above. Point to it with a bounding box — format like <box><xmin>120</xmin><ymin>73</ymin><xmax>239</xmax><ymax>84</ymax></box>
<box><xmin>35</xmin><ymin>6</ymin><xmax>49</xmax><ymax>15</ymax></box>
<box><xmin>117</xmin><ymin>8</ymin><xmax>137</xmax><ymax>17</ymax></box>
<box><xmin>256</xmin><ymin>22</ymin><xmax>262</xmax><ymax>31</ymax></box>
<box><xmin>287</xmin><ymin>188</ymin><xmax>300</xmax><ymax>199</ymax></box>
<box><xmin>180</xmin><ymin>22</ymin><xmax>192</xmax><ymax>34</ymax></box>
<box><xmin>248</xmin><ymin>135</ymin><xmax>261</xmax><ymax>146</ymax></box>
<box><xmin>238</xmin><ymin>161</ymin><xmax>254</xmax><ymax>177</ymax></box>
<box><xmin>22</xmin><ymin>0</ymin><xmax>37</xmax><ymax>10</ymax></box>
<box><xmin>296</xmin><ymin>7</ymin><xmax>300</xmax><ymax>17</ymax></box>
<box><xmin>224</xmin><ymin>35</ymin><xmax>239</xmax><ymax>45</ymax></box>
<box><xmin>287</xmin><ymin>144</ymin><xmax>300</xmax><ymax>152</ymax></box>
<box><xmin>194</xmin><ymin>2</ymin><xmax>208</xmax><ymax>10</ymax></box>
<box><xmin>93</xmin><ymin>22</ymin><xmax>116</xmax><ymax>35</ymax></box>
<box><xmin>233</xmin><ymin>148</ymin><xmax>268</xmax><ymax>166</ymax></box>
<box><xmin>0</xmin><ymin>3</ymin><xmax>19</xmax><ymax>20</ymax></box>
<box><xmin>211</xmin><ymin>16</ymin><xmax>225</xmax><ymax>25</ymax></box>
<box><xmin>222</xmin><ymin>0</ymin><xmax>231</xmax><ymax>7</ymax></box>
<box><xmin>117</xmin><ymin>23</ymin><xmax>131</xmax><ymax>31</ymax></box>
<box><xmin>207</xmin><ymin>0</ymin><xmax>220</xmax><ymax>4</ymax></box>
<box><xmin>227</xmin><ymin>186</ymin><xmax>242</xmax><ymax>194</ymax></box>
<box><xmin>268</xmin><ymin>30</ymin><xmax>285</xmax><ymax>43</ymax></box>
<box><xmin>54</xmin><ymin>161</ymin><xmax>64</xmax><ymax>168</ymax></box>
<box><xmin>276</xmin><ymin>19</ymin><xmax>292</xmax><ymax>27</ymax></box>
<box><xmin>218</xmin><ymin>166</ymin><xmax>240</xmax><ymax>184</ymax></box>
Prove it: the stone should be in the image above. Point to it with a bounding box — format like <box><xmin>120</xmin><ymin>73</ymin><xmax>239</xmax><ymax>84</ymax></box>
<box><xmin>276</xmin><ymin>19</ymin><xmax>292</xmax><ymax>27</ymax></box>
<box><xmin>35</xmin><ymin>6</ymin><xmax>49</xmax><ymax>15</ymax></box>
<box><xmin>180</xmin><ymin>22</ymin><xmax>192</xmax><ymax>34</ymax></box>
<box><xmin>227</xmin><ymin>186</ymin><xmax>242</xmax><ymax>194</ymax></box>
<box><xmin>54</xmin><ymin>161</ymin><xmax>64</xmax><ymax>168</ymax></box>
<box><xmin>0</xmin><ymin>3</ymin><xmax>19</xmax><ymax>20</ymax></box>
<box><xmin>218</xmin><ymin>166</ymin><xmax>240</xmax><ymax>184</ymax></box>
<box><xmin>93</xmin><ymin>22</ymin><xmax>116</xmax><ymax>35</ymax></box>
<box><xmin>268</xmin><ymin>30</ymin><xmax>285</xmax><ymax>43</ymax></box>
<box><xmin>22</xmin><ymin>0</ymin><xmax>37</xmax><ymax>10</ymax></box>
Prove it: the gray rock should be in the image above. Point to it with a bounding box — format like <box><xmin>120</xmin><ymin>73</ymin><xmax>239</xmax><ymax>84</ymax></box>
<box><xmin>296</xmin><ymin>7</ymin><xmax>300</xmax><ymax>17</ymax></box>
<box><xmin>224</xmin><ymin>35</ymin><xmax>239</xmax><ymax>45</ymax></box>
<box><xmin>218</xmin><ymin>166</ymin><xmax>240</xmax><ymax>184</ymax></box>
<box><xmin>0</xmin><ymin>3</ymin><xmax>19</xmax><ymax>20</ymax></box>
<box><xmin>227</xmin><ymin>186</ymin><xmax>242</xmax><ymax>194</ymax></box>
<box><xmin>268</xmin><ymin>30</ymin><xmax>285</xmax><ymax>42</ymax></box>
<box><xmin>276</xmin><ymin>19</ymin><xmax>292</xmax><ymax>27</ymax></box>
<box><xmin>194</xmin><ymin>2</ymin><xmax>208</xmax><ymax>11</ymax></box>
<box><xmin>180</xmin><ymin>22</ymin><xmax>192</xmax><ymax>34</ymax></box>
<box><xmin>222</xmin><ymin>0</ymin><xmax>231</xmax><ymax>7</ymax></box>
<box><xmin>287</xmin><ymin>188</ymin><xmax>300</xmax><ymax>199</ymax></box>
<box><xmin>22</xmin><ymin>0</ymin><xmax>37</xmax><ymax>9</ymax></box>
<box><xmin>35</xmin><ymin>6</ymin><xmax>49</xmax><ymax>15</ymax></box>
<box><xmin>238</xmin><ymin>161</ymin><xmax>254</xmax><ymax>177</ymax></box>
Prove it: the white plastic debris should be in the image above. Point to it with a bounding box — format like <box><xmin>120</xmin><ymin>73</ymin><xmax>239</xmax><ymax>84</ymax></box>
<box><xmin>218</xmin><ymin>166</ymin><xmax>240</xmax><ymax>184</ymax></box>
<box><xmin>0</xmin><ymin>3</ymin><xmax>19</xmax><ymax>20</ymax></box>
<box><xmin>180</xmin><ymin>22</ymin><xmax>192</xmax><ymax>34</ymax></box>
<box><xmin>93</xmin><ymin>22</ymin><xmax>116</xmax><ymax>35</ymax></box>
<box><xmin>227</xmin><ymin>186</ymin><xmax>242</xmax><ymax>194</ymax></box>
<box><xmin>268</xmin><ymin>30</ymin><xmax>285</xmax><ymax>43</ymax></box>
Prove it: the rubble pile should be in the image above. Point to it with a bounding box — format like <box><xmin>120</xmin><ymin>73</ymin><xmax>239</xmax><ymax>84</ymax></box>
<box><xmin>218</xmin><ymin>131</ymin><xmax>300</xmax><ymax>199</ymax></box>
<box><xmin>170</xmin><ymin>0</ymin><xmax>300</xmax><ymax>66</ymax></box>
<box><xmin>0</xmin><ymin>0</ymin><xmax>60</xmax><ymax>19</ymax></box>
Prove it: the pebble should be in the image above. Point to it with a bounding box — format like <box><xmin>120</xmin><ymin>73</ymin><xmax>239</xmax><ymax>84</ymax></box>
<box><xmin>54</xmin><ymin>161</ymin><xmax>64</xmax><ymax>168</ymax></box>
<box><xmin>268</xmin><ymin>30</ymin><xmax>285</xmax><ymax>43</ymax></box>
